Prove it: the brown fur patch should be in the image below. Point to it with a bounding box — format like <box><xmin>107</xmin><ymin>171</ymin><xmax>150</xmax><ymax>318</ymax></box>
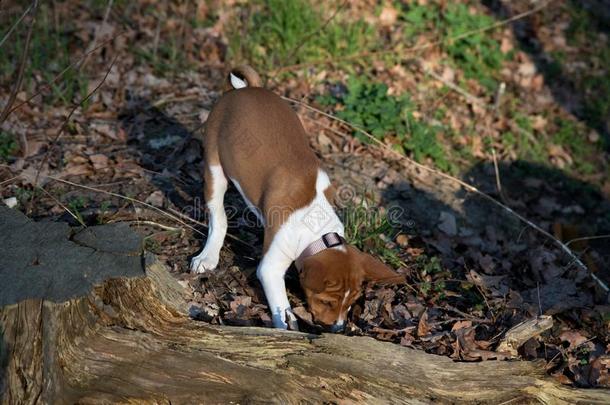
<box><xmin>203</xmin><ymin>87</ymin><xmax>321</xmax><ymax>251</ymax></box>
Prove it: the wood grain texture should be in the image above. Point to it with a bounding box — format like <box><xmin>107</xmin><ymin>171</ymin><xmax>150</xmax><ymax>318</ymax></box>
<box><xmin>2</xmin><ymin>259</ymin><xmax>608</xmax><ymax>404</ymax></box>
<box><xmin>1</xmin><ymin>208</ymin><xmax>609</xmax><ymax>404</ymax></box>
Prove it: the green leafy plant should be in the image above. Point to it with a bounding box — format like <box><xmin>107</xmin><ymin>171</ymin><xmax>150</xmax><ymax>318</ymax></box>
<box><xmin>398</xmin><ymin>2</ymin><xmax>507</xmax><ymax>91</ymax></box>
<box><xmin>442</xmin><ymin>3</ymin><xmax>507</xmax><ymax>91</ymax></box>
<box><xmin>340</xmin><ymin>194</ymin><xmax>403</xmax><ymax>268</ymax></box>
<box><xmin>509</xmin><ymin>113</ymin><xmax>546</xmax><ymax>163</ymax></box>
<box><xmin>67</xmin><ymin>196</ymin><xmax>88</xmax><ymax>224</ymax></box>
<box><xmin>229</xmin><ymin>0</ymin><xmax>376</xmax><ymax>70</ymax></box>
<box><xmin>133</xmin><ymin>33</ymin><xmax>193</xmax><ymax>76</ymax></box>
<box><xmin>320</xmin><ymin>77</ymin><xmax>450</xmax><ymax>171</ymax></box>
<box><xmin>553</xmin><ymin>2</ymin><xmax>610</xmax><ymax>149</ymax></box>
<box><xmin>580</xmin><ymin>48</ymin><xmax>610</xmax><ymax>144</ymax></box>
<box><xmin>0</xmin><ymin>131</ymin><xmax>18</xmax><ymax>162</ymax></box>
<box><xmin>414</xmin><ymin>255</ymin><xmax>449</xmax><ymax>298</ymax></box>
<box><xmin>96</xmin><ymin>200</ymin><xmax>112</xmax><ymax>224</ymax></box>
<box><xmin>401</xmin><ymin>3</ymin><xmax>440</xmax><ymax>41</ymax></box>
<box><xmin>554</xmin><ymin>118</ymin><xmax>597</xmax><ymax>174</ymax></box>
<box><xmin>0</xmin><ymin>3</ymin><xmax>89</xmax><ymax>105</ymax></box>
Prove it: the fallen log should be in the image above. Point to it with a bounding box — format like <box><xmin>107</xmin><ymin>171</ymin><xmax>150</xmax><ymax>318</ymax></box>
<box><xmin>1</xmin><ymin>206</ymin><xmax>609</xmax><ymax>404</ymax></box>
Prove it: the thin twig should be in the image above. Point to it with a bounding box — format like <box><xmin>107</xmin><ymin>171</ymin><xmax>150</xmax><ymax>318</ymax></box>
<box><xmin>44</xmin><ymin>175</ymin><xmax>206</xmax><ymax>236</ymax></box>
<box><xmin>537</xmin><ymin>282</ymin><xmax>542</xmax><ymax>316</ymax></box>
<box><xmin>566</xmin><ymin>234</ymin><xmax>610</xmax><ymax>247</ymax></box>
<box><xmin>0</xmin><ymin>0</ymin><xmax>38</xmax><ymax>124</ymax></box>
<box><xmin>79</xmin><ymin>0</ymin><xmax>114</xmax><ymax>71</ymax></box>
<box><xmin>37</xmin><ymin>185</ymin><xmax>86</xmax><ymax>227</ymax></box>
<box><xmin>33</xmin><ymin>55</ymin><xmax>118</xmax><ymax>191</ymax></box>
<box><xmin>422</xmin><ymin>65</ymin><xmax>486</xmax><ymax>107</ymax></box>
<box><xmin>6</xmin><ymin>31</ymin><xmax>127</xmax><ymax>117</ymax></box>
<box><xmin>118</xmin><ymin>220</ymin><xmax>182</xmax><ymax>233</ymax></box>
<box><xmin>444</xmin><ymin>305</ymin><xmax>493</xmax><ymax>324</ymax></box>
<box><xmin>0</xmin><ymin>2</ymin><xmax>33</xmax><ymax>49</ymax></box>
<box><xmin>491</xmin><ymin>148</ymin><xmax>504</xmax><ymax>198</ymax></box>
<box><xmin>167</xmin><ymin>207</ymin><xmax>257</xmax><ymax>249</ymax></box>
<box><xmin>25</xmin><ymin>174</ymin><xmax>256</xmax><ymax>250</ymax></box>
<box><xmin>279</xmin><ymin>0</ymin><xmax>349</xmax><ymax>70</ymax></box>
<box><xmin>493</xmin><ymin>82</ymin><xmax>506</xmax><ymax>115</ymax></box>
<box><xmin>0</xmin><ymin>176</ymin><xmax>20</xmax><ymax>187</ymax></box>
<box><xmin>271</xmin><ymin>0</ymin><xmax>551</xmax><ymax>75</ymax></box>
<box><xmin>281</xmin><ymin>96</ymin><xmax>609</xmax><ymax>293</ymax></box>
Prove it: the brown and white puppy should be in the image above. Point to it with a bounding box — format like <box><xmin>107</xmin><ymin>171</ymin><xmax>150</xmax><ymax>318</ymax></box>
<box><xmin>191</xmin><ymin>65</ymin><xmax>403</xmax><ymax>330</ymax></box>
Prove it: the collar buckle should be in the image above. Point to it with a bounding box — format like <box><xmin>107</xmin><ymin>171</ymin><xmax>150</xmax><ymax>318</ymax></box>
<box><xmin>322</xmin><ymin>232</ymin><xmax>343</xmax><ymax>248</ymax></box>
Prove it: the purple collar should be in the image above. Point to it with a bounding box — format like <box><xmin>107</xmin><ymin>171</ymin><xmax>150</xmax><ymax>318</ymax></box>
<box><xmin>295</xmin><ymin>232</ymin><xmax>345</xmax><ymax>270</ymax></box>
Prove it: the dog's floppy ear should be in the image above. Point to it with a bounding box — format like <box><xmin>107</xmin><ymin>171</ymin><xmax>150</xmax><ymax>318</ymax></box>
<box><xmin>299</xmin><ymin>257</ymin><xmax>327</xmax><ymax>293</ymax></box>
<box><xmin>356</xmin><ymin>249</ymin><xmax>405</xmax><ymax>285</ymax></box>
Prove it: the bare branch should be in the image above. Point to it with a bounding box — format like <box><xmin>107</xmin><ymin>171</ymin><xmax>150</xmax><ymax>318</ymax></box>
<box><xmin>32</xmin><ymin>55</ymin><xmax>119</xmax><ymax>192</ymax></box>
<box><xmin>6</xmin><ymin>31</ymin><xmax>127</xmax><ymax>117</ymax></box>
<box><xmin>36</xmin><ymin>185</ymin><xmax>87</xmax><ymax>227</ymax></box>
<box><xmin>79</xmin><ymin>0</ymin><xmax>114</xmax><ymax>71</ymax></box>
<box><xmin>0</xmin><ymin>2</ymin><xmax>33</xmax><ymax>49</ymax></box>
<box><xmin>279</xmin><ymin>0</ymin><xmax>348</xmax><ymax>68</ymax></box>
<box><xmin>0</xmin><ymin>0</ymin><xmax>39</xmax><ymax>124</ymax></box>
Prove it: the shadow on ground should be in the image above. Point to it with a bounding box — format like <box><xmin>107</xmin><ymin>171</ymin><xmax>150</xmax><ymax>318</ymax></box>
<box><xmin>466</xmin><ymin>160</ymin><xmax>610</xmax><ymax>280</ymax></box>
<box><xmin>484</xmin><ymin>0</ymin><xmax>610</xmax><ymax>150</ymax></box>
<box><xmin>380</xmin><ymin>158</ymin><xmax>610</xmax><ymax>304</ymax></box>
<box><xmin>118</xmin><ymin>96</ymin><xmax>205</xmax><ymax>210</ymax></box>
<box><xmin>117</xmin><ymin>95</ymin><xmax>262</xmax><ymax>270</ymax></box>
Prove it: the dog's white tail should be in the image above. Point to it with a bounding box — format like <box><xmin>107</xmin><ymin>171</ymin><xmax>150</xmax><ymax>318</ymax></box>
<box><xmin>227</xmin><ymin>65</ymin><xmax>262</xmax><ymax>89</ymax></box>
<box><xmin>230</xmin><ymin>73</ymin><xmax>247</xmax><ymax>89</ymax></box>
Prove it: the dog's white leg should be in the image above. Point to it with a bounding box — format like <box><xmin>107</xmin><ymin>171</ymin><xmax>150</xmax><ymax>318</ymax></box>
<box><xmin>257</xmin><ymin>245</ymin><xmax>297</xmax><ymax>329</ymax></box>
<box><xmin>191</xmin><ymin>165</ymin><xmax>228</xmax><ymax>273</ymax></box>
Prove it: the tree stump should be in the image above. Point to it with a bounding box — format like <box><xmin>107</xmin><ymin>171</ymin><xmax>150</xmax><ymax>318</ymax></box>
<box><xmin>1</xmin><ymin>206</ymin><xmax>609</xmax><ymax>404</ymax></box>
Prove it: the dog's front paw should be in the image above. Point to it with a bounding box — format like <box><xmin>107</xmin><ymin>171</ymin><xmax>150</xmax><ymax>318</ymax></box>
<box><xmin>190</xmin><ymin>254</ymin><xmax>219</xmax><ymax>274</ymax></box>
<box><xmin>271</xmin><ymin>309</ymin><xmax>299</xmax><ymax>330</ymax></box>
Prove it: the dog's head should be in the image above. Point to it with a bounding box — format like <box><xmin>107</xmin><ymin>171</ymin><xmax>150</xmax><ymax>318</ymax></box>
<box><xmin>299</xmin><ymin>245</ymin><xmax>404</xmax><ymax>332</ymax></box>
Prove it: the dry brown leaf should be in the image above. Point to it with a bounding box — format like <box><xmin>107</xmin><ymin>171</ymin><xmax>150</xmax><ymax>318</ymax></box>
<box><xmin>379</xmin><ymin>5</ymin><xmax>398</xmax><ymax>27</ymax></box>
<box><xmin>89</xmin><ymin>154</ymin><xmax>109</xmax><ymax>170</ymax></box>
<box><xmin>417</xmin><ymin>310</ymin><xmax>429</xmax><ymax>337</ymax></box>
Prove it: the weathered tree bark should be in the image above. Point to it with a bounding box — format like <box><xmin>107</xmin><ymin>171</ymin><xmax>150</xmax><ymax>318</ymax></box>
<box><xmin>1</xmin><ymin>207</ymin><xmax>609</xmax><ymax>404</ymax></box>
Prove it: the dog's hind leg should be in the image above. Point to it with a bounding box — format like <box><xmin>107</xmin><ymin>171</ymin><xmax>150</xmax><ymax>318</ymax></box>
<box><xmin>191</xmin><ymin>164</ymin><xmax>228</xmax><ymax>273</ymax></box>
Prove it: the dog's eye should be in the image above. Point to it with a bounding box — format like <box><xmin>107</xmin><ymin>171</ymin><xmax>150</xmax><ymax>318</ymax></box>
<box><xmin>319</xmin><ymin>299</ymin><xmax>334</xmax><ymax>307</ymax></box>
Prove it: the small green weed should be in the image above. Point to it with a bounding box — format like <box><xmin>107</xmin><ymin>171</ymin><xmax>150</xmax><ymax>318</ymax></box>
<box><xmin>442</xmin><ymin>3</ymin><xmax>507</xmax><ymax>91</ymax></box>
<box><xmin>144</xmin><ymin>237</ymin><xmax>162</xmax><ymax>253</ymax></box>
<box><xmin>319</xmin><ymin>77</ymin><xmax>451</xmax><ymax>171</ymax></box>
<box><xmin>67</xmin><ymin>196</ymin><xmax>88</xmax><ymax>224</ymax></box>
<box><xmin>0</xmin><ymin>3</ymin><xmax>89</xmax><ymax>105</ymax></box>
<box><xmin>340</xmin><ymin>195</ymin><xmax>403</xmax><ymax>268</ymax></box>
<box><xmin>414</xmin><ymin>255</ymin><xmax>448</xmax><ymax>297</ymax></box>
<box><xmin>400</xmin><ymin>2</ymin><xmax>440</xmax><ymax>42</ymax></box>
<box><xmin>554</xmin><ymin>118</ymin><xmax>596</xmax><ymax>174</ymax></box>
<box><xmin>133</xmin><ymin>34</ymin><xmax>193</xmax><ymax>76</ymax></box>
<box><xmin>563</xmin><ymin>1</ymin><xmax>610</xmax><ymax>147</ymax></box>
<box><xmin>580</xmin><ymin>48</ymin><xmax>610</xmax><ymax>144</ymax></box>
<box><xmin>399</xmin><ymin>2</ymin><xmax>507</xmax><ymax>92</ymax></box>
<box><xmin>229</xmin><ymin>0</ymin><xmax>376</xmax><ymax>70</ymax></box>
<box><xmin>0</xmin><ymin>131</ymin><xmax>18</xmax><ymax>162</ymax></box>
<box><xmin>96</xmin><ymin>201</ymin><xmax>112</xmax><ymax>224</ymax></box>
<box><xmin>507</xmin><ymin>113</ymin><xmax>546</xmax><ymax>163</ymax></box>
